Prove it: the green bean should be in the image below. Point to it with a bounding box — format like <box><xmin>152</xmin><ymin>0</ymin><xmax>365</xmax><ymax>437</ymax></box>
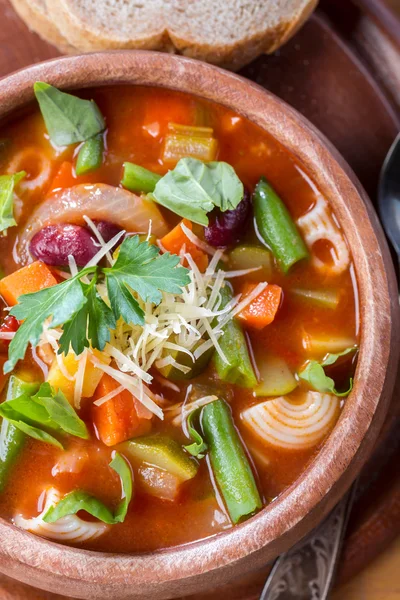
<box><xmin>121</xmin><ymin>163</ymin><xmax>161</xmax><ymax>194</ymax></box>
<box><xmin>253</xmin><ymin>176</ymin><xmax>309</xmax><ymax>273</ymax></box>
<box><xmin>213</xmin><ymin>285</ymin><xmax>257</xmax><ymax>388</ymax></box>
<box><xmin>0</xmin><ymin>376</ymin><xmax>40</xmax><ymax>492</ymax></box>
<box><xmin>201</xmin><ymin>399</ymin><xmax>261</xmax><ymax>523</ymax></box>
<box><xmin>75</xmin><ymin>134</ymin><xmax>104</xmax><ymax>175</ymax></box>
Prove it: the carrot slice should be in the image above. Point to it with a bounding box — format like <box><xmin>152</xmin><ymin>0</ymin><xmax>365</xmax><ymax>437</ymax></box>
<box><xmin>48</xmin><ymin>161</ymin><xmax>99</xmax><ymax>194</ymax></box>
<box><xmin>92</xmin><ymin>373</ymin><xmax>152</xmax><ymax>446</ymax></box>
<box><xmin>238</xmin><ymin>283</ymin><xmax>282</xmax><ymax>330</ymax></box>
<box><xmin>0</xmin><ymin>261</ymin><xmax>57</xmax><ymax>307</ymax></box>
<box><xmin>160</xmin><ymin>219</ymin><xmax>208</xmax><ymax>272</ymax></box>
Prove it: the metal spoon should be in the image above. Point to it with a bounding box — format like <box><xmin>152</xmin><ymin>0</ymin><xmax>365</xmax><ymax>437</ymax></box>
<box><xmin>259</xmin><ymin>133</ymin><xmax>400</xmax><ymax>600</ymax></box>
<box><xmin>378</xmin><ymin>133</ymin><xmax>400</xmax><ymax>274</ymax></box>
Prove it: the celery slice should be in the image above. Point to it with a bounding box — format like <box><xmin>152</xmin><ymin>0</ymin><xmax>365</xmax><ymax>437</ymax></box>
<box><xmin>291</xmin><ymin>288</ymin><xmax>340</xmax><ymax>309</ymax></box>
<box><xmin>162</xmin><ymin>123</ymin><xmax>218</xmax><ymax>164</ymax></box>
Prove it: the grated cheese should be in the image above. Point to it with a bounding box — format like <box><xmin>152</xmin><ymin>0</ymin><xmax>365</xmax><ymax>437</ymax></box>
<box><xmin>93</xmin><ymin>384</ymin><xmax>125</xmax><ymax>407</ymax></box>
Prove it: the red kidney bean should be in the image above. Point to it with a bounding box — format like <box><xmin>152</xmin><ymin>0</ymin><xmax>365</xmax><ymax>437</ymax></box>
<box><xmin>30</xmin><ymin>224</ymin><xmax>98</xmax><ymax>266</ymax></box>
<box><xmin>0</xmin><ymin>315</ymin><xmax>20</xmax><ymax>350</ymax></box>
<box><xmin>92</xmin><ymin>220</ymin><xmax>122</xmax><ymax>243</ymax></box>
<box><xmin>204</xmin><ymin>188</ymin><xmax>251</xmax><ymax>247</ymax></box>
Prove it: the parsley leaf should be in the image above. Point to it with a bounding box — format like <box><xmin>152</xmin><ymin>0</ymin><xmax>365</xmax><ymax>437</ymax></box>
<box><xmin>152</xmin><ymin>158</ymin><xmax>244</xmax><ymax>225</ymax></box>
<box><xmin>0</xmin><ymin>172</ymin><xmax>25</xmax><ymax>234</ymax></box>
<box><xmin>34</xmin><ymin>82</ymin><xmax>105</xmax><ymax>146</ymax></box>
<box><xmin>298</xmin><ymin>347</ymin><xmax>357</xmax><ymax>397</ymax></box>
<box><xmin>5</xmin><ymin>267</ymin><xmax>95</xmax><ymax>373</ymax></box>
<box><xmin>43</xmin><ymin>453</ymin><xmax>132</xmax><ymax>524</ymax></box>
<box><xmin>104</xmin><ymin>236</ymin><xmax>190</xmax><ymax>325</ymax></box>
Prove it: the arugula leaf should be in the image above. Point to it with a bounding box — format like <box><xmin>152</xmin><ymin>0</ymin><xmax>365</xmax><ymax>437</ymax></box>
<box><xmin>5</xmin><ymin>267</ymin><xmax>95</xmax><ymax>374</ymax></box>
<box><xmin>58</xmin><ymin>277</ymin><xmax>115</xmax><ymax>356</ymax></box>
<box><xmin>152</xmin><ymin>158</ymin><xmax>244</xmax><ymax>225</ymax></box>
<box><xmin>0</xmin><ymin>172</ymin><xmax>25</xmax><ymax>234</ymax></box>
<box><xmin>34</xmin><ymin>82</ymin><xmax>105</xmax><ymax>147</ymax></box>
<box><xmin>299</xmin><ymin>347</ymin><xmax>357</xmax><ymax>397</ymax></box>
<box><xmin>184</xmin><ymin>409</ymin><xmax>208</xmax><ymax>458</ymax></box>
<box><xmin>104</xmin><ymin>236</ymin><xmax>190</xmax><ymax>325</ymax></box>
<box><xmin>43</xmin><ymin>452</ymin><xmax>133</xmax><ymax>525</ymax></box>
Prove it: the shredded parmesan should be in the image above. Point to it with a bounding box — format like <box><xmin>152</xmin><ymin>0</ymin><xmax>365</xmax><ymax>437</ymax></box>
<box><xmin>73</xmin><ymin>350</ymin><xmax>87</xmax><ymax>409</ymax></box>
<box><xmin>93</xmin><ymin>384</ymin><xmax>125</xmax><ymax>407</ymax></box>
<box><xmin>180</xmin><ymin>222</ymin><xmax>223</xmax><ymax>257</ymax></box>
<box><xmin>84</xmin><ymin>229</ymin><xmax>126</xmax><ymax>269</ymax></box>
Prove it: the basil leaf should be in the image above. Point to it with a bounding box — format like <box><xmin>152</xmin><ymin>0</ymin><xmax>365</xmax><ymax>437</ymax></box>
<box><xmin>34</xmin><ymin>82</ymin><xmax>105</xmax><ymax>147</ymax></box>
<box><xmin>0</xmin><ymin>402</ymin><xmax>63</xmax><ymax>449</ymax></box>
<box><xmin>0</xmin><ymin>172</ymin><xmax>25</xmax><ymax>234</ymax></box>
<box><xmin>5</xmin><ymin>266</ymin><xmax>96</xmax><ymax>374</ymax></box>
<box><xmin>104</xmin><ymin>236</ymin><xmax>190</xmax><ymax>325</ymax></box>
<box><xmin>43</xmin><ymin>453</ymin><xmax>133</xmax><ymax>524</ymax></box>
<box><xmin>33</xmin><ymin>383</ymin><xmax>89</xmax><ymax>439</ymax></box>
<box><xmin>152</xmin><ymin>158</ymin><xmax>244</xmax><ymax>225</ymax></box>
<box><xmin>184</xmin><ymin>409</ymin><xmax>208</xmax><ymax>458</ymax></box>
<box><xmin>299</xmin><ymin>346</ymin><xmax>357</xmax><ymax>397</ymax></box>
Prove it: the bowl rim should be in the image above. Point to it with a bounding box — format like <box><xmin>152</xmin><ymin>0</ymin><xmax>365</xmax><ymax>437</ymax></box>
<box><xmin>0</xmin><ymin>50</ymin><xmax>398</xmax><ymax>598</ymax></box>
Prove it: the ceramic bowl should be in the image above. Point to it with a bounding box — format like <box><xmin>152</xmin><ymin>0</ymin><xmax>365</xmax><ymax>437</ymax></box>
<box><xmin>0</xmin><ymin>51</ymin><xmax>398</xmax><ymax>600</ymax></box>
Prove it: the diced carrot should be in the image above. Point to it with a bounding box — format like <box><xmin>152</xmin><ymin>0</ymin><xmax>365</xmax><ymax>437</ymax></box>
<box><xmin>92</xmin><ymin>373</ymin><xmax>152</xmax><ymax>446</ymax></box>
<box><xmin>160</xmin><ymin>220</ymin><xmax>208</xmax><ymax>272</ymax></box>
<box><xmin>0</xmin><ymin>261</ymin><xmax>57</xmax><ymax>307</ymax></box>
<box><xmin>142</xmin><ymin>95</ymin><xmax>195</xmax><ymax>140</ymax></box>
<box><xmin>48</xmin><ymin>161</ymin><xmax>99</xmax><ymax>194</ymax></box>
<box><xmin>238</xmin><ymin>283</ymin><xmax>282</xmax><ymax>330</ymax></box>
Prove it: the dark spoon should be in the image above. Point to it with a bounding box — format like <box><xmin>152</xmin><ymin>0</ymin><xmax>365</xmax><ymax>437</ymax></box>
<box><xmin>378</xmin><ymin>133</ymin><xmax>400</xmax><ymax>275</ymax></box>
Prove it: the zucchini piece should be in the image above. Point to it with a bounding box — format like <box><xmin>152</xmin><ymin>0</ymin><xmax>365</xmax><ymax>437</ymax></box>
<box><xmin>255</xmin><ymin>354</ymin><xmax>297</xmax><ymax>397</ymax></box>
<box><xmin>228</xmin><ymin>245</ymin><xmax>273</xmax><ymax>279</ymax></box>
<box><xmin>157</xmin><ymin>343</ymin><xmax>214</xmax><ymax>381</ymax></box>
<box><xmin>125</xmin><ymin>435</ymin><xmax>198</xmax><ymax>481</ymax></box>
<box><xmin>291</xmin><ymin>288</ymin><xmax>340</xmax><ymax>309</ymax></box>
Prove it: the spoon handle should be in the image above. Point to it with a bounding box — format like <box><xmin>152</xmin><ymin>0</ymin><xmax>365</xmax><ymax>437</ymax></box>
<box><xmin>259</xmin><ymin>486</ymin><xmax>356</xmax><ymax>600</ymax></box>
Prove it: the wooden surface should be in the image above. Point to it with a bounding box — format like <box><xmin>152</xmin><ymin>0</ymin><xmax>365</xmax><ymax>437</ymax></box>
<box><xmin>0</xmin><ymin>1</ymin><xmax>399</xmax><ymax>599</ymax></box>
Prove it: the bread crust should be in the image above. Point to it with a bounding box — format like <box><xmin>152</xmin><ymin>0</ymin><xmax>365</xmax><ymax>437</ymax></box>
<box><xmin>10</xmin><ymin>0</ymin><xmax>76</xmax><ymax>54</ymax></box>
<box><xmin>17</xmin><ymin>0</ymin><xmax>318</xmax><ymax>69</ymax></box>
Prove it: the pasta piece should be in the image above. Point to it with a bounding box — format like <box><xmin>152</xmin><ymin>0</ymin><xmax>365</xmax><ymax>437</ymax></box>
<box><xmin>297</xmin><ymin>195</ymin><xmax>350</xmax><ymax>275</ymax></box>
<box><xmin>241</xmin><ymin>391</ymin><xmax>340</xmax><ymax>450</ymax></box>
<box><xmin>7</xmin><ymin>147</ymin><xmax>51</xmax><ymax>192</ymax></box>
<box><xmin>14</xmin><ymin>488</ymin><xmax>108</xmax><ymax>542</ymax></box>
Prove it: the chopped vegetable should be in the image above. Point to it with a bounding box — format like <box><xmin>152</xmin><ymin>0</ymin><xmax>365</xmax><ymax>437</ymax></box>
<box><xmin>228</xmin><ymin>245</ymin><xmax>273</xmax><ymax>280</ymax></box>
<box><xmin>124</xmin><ymin>435</ymin><xmax>198</xmax><ymax>481</ymax></box>
<box><xmin>213</xmin><ymin>285</ymin><xmax>257</xmax><ymax>388</ymax></box>
<box><xmin>254</xmin><ymin>354</ymin><xmax>297</xmax><ymax>397</ymax></box>
<box><xmin>0</xmin><ymin>382</ymin><xmax>89</xmax><ymax>448</ymax></box>
<box><xmin>290</xmin><ymin>288</ymin><xmax>340</xmax><ymax>309</ymax></box>
<box><xmin>0</xmin><ymin>172</ymin><xmax>25</xmax><ymax>234</ymax></box>
<box><xmin>48</xmin><ymin>161</ymin><xmax>76</xmax><ymax>191</ymax></box>
<box><xmin>34</xmin><ymin>82</ymin><xmax>105</xmax><ymax>147</ymax></box>
<box><xmin>152</xmin><ymin>158</ymin><xmax>244</xmax><ymax>226</ymax></box>
<box><xmin>121</xmin><ymin>163</ymin><xmax>161</xmax><ymax>194</ymax></box>
<box><xmin>237</xmin><ymin>282</ymin><xmax>282</xmax><ymax>330</ymax></box>
<box><xmin>92</xmin><ymin>373</ymin><xmax>152</xmax><ymax>446</ymax></box>
<box><xmin>160</xmin><ymin>219</ymin><xmax>208</xmax><ymax>272</ymax></box>
<box><xmin>43</xmin><ymin>453</ymin><xmax>133</xmax><ymax>524</ymax></box>
<box><xmin>75</xmin><ymin>134</ymin><xmax>104</xmax><ymax>176</ymax></box>
<box><xmin>0</xmin><ymin>375</ymin><xmax>40</xmax><ymax>491</ymax></box>
<box><xmin>0</xmin><ymin>260</ymin><xmax>57</xmax><ymax>307</ymax></box>
<box><xmin>157</xmin><ymin>341</ymin><xmax>213</xmax><ymax>381</ymax></box>
<box><xmin>162</xmin><ymin>123</ymin><xmax>218</xmax><ymax>164</ymax></box>
<box><xmin>136</xmin><ymin>464</ymin><xmax>181</xmax><ymax>501</ymax></box>
<box><xmin>302</xmin><ymin>333</ymin><xmax>357</xmax><ymax>355</ymax></box>
<box><xmin>47</xmin><ymin>349</ymin><xmax>110</xmax><ymax>406</ymax></box>
<box><xmin>184</xmin><ymin>409</ymin><xmax>208</xmax><ymax>457</ymax></box>
<box><xmin>299</xmin><ymin>347</ymin><xmax>357</xmax><ymax>397</ymax></box>
<box><xmin>253</xmin><ymin>177</ymin><xmax>309</xmax><ymax>273</ymax></box>
<box><xmin>201</xmin><ymin>399</ymin><xmax>262</xmax><ymax>523</ymax></box>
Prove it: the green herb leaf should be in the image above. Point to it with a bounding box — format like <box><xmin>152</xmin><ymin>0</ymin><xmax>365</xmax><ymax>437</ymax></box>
<box><xmin>33</xmin><ymin>383</ymin><xmax>89</xmax><ymax>439</ymax></box>
<box><xmin>0</xmin><ymin>172</ymin><xmax>25</xmax><ymax>234</ymax></box>
<box><xmin>43</xmin><ymin>452</ymin><xmax>133</xmax><ymax>524</ymax></box>
<box><xmin>5</xmin><ymin>267</ymin><xmax>95</xmax><ymax>373</ymax></box>
<box><xmin>299</xmin><ymin>347</ymin><xmax>357</xmax><ymax>397</ymax></box>
<box><xmin>0</xmin><ymin>402</ymin><xmax>63</xmax><ymax>449</ymax></box>
<box><xmin>152</xmin><ymin>158</ymin><xmax>244</xmax><ymax>225</ymax></box>
<box><xmin>104</xmin><ymin>236</ymin><xmax>190</xmax><ymax>325</ymax></box>
<box><xmin>184</xmin><ymin>409</ymin><xmax>208</xmax><ymax>458</ymax></box>
<box><xmin>34</xmin><ymin>82</ymin><xmax>105</xmax><ymax>147</ymax></box>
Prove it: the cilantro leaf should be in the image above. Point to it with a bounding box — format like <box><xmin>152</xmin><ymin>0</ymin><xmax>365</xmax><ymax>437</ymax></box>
<box><xmin>43</xmin><ymin>453</ymin><xmax>132</xmax><ymax>524</ymax></box>
<box><xmin>34</xmin><ymin>82</ymin><xmax>105</xmax><ymax>147</ymax></box>
<box><xmin>152</xmin><ymin>158</ymin><xmax>244</xmax><ymax>225</ymax></box>
<box><xmin>58</xmin><ymin>277</ymin><xmax>115</xmax><ymax>356</ymax></box>
<box><xmin>298</xmin><ymin>347</ymin><xmax>357</xmax><ymax>397</ymax></box>
<box><xmin>5</xmin><ymin>267</ymin><xmax>95</xmax><ymax>374</ymax></box>
<box><xmin>0</xmin><ymin>172</ymin><xmax>25</xmax><ymax>234</ymax></box>
<box><xmin>104</xmin><ymin>236</ymin><xmax>190</xmax><ymax>325</ymax></box>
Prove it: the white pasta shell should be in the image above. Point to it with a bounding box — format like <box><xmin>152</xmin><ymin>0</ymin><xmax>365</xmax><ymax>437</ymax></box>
<box><xmin>297</xmin><ymin>195</ymin><xmax>350</xmax><ymax>275</ymax></box>
<box><xmin>241</xmin><ymin>392</ymin><xmax>340</xmax><ymax>450</ymax></box>
<box><xmin>7</xmin><ymin>147</ymin><xmax>52</xmax><ymax>192</ymax></box>
<box><xmin>14</xmin><ymin>488</ymin><xmax>108</xmax><ymax>543</ymax></box>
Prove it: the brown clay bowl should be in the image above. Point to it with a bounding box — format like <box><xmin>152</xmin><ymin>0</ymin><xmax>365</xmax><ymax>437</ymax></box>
<box><xmin>0</xmin><ymin>51</ymin><xmax>398</xmax><ymax>600</ymax></box>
